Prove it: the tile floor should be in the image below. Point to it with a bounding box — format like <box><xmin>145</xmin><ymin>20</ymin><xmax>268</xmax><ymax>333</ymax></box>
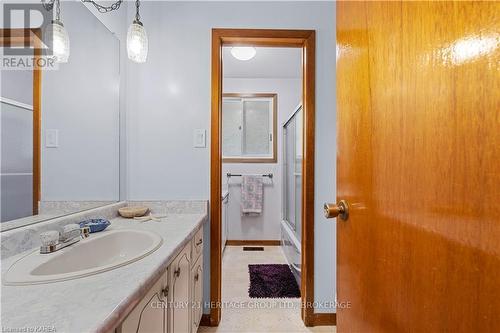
<box><xmin>198</xmin><ymin>246</ymin><xmax>336</xmax><ymax>333</ymax></box>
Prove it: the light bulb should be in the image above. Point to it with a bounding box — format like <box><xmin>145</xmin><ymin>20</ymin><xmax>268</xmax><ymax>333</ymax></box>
<box><xmin>47</xmin><ymin>20</ymin><xmax>70</xmax><ymax>63</ymax></box>
<box><xmin>231</xmin><ymin>47</ymin><xmax>256</xmax><ymax>61</ymax></box>
<box><xmin>127</xmin><ymin>21</ymin><xmax>148</xmax><ymax>63</ymax></box>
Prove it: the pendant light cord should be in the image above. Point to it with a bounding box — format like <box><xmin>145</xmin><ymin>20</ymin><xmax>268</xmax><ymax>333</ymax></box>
<box><xmin>135</xmin><ymin>0</ymin><xmax>141</xmax><ymax>24</ymax></box>
<box><xmin>81</xmin><ymin>0</ymin><xmax>123</xmax><ymax>13</ymax></box>
<box><xmin>43</xmin><ymin>0</ymin><xmax>124</xmax><ymax>14</ymax></box>
<box><xmin>55</xmin><ymin>0</ymin><xmax>60</xmax><ymax>21</ymax></box>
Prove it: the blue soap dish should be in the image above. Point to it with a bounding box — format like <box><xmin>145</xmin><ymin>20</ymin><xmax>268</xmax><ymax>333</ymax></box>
<box><xmin>79</xmin><ymin>219</ymin><xmax>111</xmax><ymax>233</ymax></box>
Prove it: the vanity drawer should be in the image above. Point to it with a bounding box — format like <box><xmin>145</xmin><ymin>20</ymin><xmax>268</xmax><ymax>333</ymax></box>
<box><xmin>191</xmin><ymin>226</ymin><xmax>203</xmax><ymax>263</ymax></box>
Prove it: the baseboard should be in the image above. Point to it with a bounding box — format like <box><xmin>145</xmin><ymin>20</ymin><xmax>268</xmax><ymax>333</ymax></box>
<box><xmin>200</xmin><ymin>314</ymin><xmax>212</xmax><ymax>326</ymax></box>
<box><xmin>200</xmin><ymin>310</ymin><xmax>335</xmax><ymax>327</ymax></box>
<box><xmin>311</xmin><ymin>313</ymin><xmax>336</xmax><ymax>326</ymax></box>
<box><xmin>226</xmin><ymin>239</ymin><xmax>281</xmax><ymax>246</ymax></box>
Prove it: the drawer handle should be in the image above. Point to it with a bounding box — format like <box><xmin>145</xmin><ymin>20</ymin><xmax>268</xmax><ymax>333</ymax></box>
<box><xmin>194</xmin><ymin>273</ymin><xmax>199</xmax><ymax>281</ymax></box>
<box><xmin>196</xmin><ymin>239</ymin><xmax>203</xmax><ymax>246</ymax></box>
<box><xmin>162</xmin><ymin>286</ymin><xmax>169</xmax><ymax>297</ymax></box>
<box><xmin>174</xmin><ymin>267</ymin><xmax>181</xmax><ymax>277</ymax></box>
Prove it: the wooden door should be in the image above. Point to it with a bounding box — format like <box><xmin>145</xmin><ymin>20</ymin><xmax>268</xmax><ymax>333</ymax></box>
<box><xmin>336</xmin><ymin>1</ymin><xmax>500</xmax><ymax>332</ymax></box>
<box><xmin>169</xmin><ymin>244</ymin><xmax>191</xmax><ymax>333</ymax></box>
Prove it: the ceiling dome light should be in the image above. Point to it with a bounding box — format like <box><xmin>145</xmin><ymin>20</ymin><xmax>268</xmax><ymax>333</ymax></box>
<box><xmin>127</xmin><ymin>0</ymin><xmax>148</xmax><ymax>63</ymax></box>
<box><xmin>231</xmin><ymin>47</ymin><xmax>257</xmax><ymax>61</ymax></box>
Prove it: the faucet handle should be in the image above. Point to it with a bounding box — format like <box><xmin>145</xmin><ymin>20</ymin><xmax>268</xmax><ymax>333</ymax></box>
<box><xmin>40</xmin><ymin>230</ymin><xmax>60</xmax><ymax>247</ymax></box>
<box><xmin>80</xmin><ymin>226</ymin><xmax>91</xmax><ymax>239</ymax></box>
<box><xmin>60</xmin><ymin>224</ymin><xmax>80</xmax><ymax>242</ymax></box>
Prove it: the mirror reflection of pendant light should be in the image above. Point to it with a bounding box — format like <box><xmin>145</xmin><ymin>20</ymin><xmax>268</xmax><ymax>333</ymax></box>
<box><xmin>127</xmin><ymin>0</ymin><xmax>148</xmax><ymax>63</ymax></box>
<box><xmin>48</xmin><ymin>0</ymin><xmax>70</xmax><ymax>63</ymax></box>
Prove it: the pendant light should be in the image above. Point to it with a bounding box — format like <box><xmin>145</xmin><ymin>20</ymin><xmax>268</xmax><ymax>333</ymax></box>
<box><xmin>47</xmin><ymin>0</ymin><xmax>70</xmax><ymax>63</ymax></box>
<box><xmin>127</xmin><ymin>0</ymin><xmax>148</xmax><ymax>63</ymax></box>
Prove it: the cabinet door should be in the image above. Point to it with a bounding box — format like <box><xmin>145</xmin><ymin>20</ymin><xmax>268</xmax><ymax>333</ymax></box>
<box><xmin>169</xmin><ymin>244</ymin><xmax>191</xmax><ymax>333</ymax></box>
<box><xmin>191</xmin><ymin>256</ymin><xmax>203</xmax><ymax>333</ymax></box>
<box><xmin>120</xmin><ymin>272</ymin><xmax>168</xmax><ymax>333</ymax></box>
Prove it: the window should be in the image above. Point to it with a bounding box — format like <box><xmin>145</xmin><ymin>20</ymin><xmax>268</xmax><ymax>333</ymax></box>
<box><xmin>222</xmin><ymin>93</ymin><xmax>277</xmax><ymax>163</ymax></box>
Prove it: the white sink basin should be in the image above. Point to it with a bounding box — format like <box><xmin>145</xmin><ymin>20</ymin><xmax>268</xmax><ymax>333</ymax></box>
<box><xmin>3</xmin><ymin>229</ymin><xmax>163</xmax><ymax>285</ymax></box>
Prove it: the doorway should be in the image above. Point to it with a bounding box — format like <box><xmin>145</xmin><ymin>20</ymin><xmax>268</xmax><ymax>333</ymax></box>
<box><xmin>209</xmin><ymin>29</ymin><xmax>316</xmax><ymax>327</ymax></box>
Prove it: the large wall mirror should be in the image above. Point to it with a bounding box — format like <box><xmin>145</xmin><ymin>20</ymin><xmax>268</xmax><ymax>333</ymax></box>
<box><xmin>0</xmin><ymin>2</ymin><xmax>120</xmax><ymax>231</ymax></box>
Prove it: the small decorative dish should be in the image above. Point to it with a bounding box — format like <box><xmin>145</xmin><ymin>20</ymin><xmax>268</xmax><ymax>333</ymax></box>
<box><xmin>118</xmin><ymin>206</ymin><xmax>149</xmax><ymax>218</ymax></box>
<box><xmin>79</xmin><ymin>219</ymin><xmax>111</xmax><ymax>233</ymax></box>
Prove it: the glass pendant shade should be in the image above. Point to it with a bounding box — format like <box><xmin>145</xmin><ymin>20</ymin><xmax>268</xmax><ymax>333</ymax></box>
<box><xmin>47</xmin><ymin>20</ymin><xmax>70</xmax><ymax>63</ymax></box>
<box><xmin>127</xmin><ymin>21</ymin><xmax>148</xmax><ymax>63</ymax></box>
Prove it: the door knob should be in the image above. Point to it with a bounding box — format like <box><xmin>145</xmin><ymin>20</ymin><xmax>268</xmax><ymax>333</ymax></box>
<box><xmin>324</xmin><ymin>200</ymin><xmax>349</xmax><ymax>220</ymax></box>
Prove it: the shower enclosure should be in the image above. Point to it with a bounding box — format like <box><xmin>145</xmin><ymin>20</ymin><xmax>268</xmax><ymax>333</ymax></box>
<box><xmin>1</xmin><ymin>100</ymin><xmax>34</xmax><ymax>222</ymax></box>
<box><xmin>281</xmin><ymin>104</ymin><xmax>303</xmax><ymax>285</ymax></box>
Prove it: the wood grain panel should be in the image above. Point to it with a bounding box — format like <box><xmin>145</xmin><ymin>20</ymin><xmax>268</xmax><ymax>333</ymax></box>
<box><xmin>336</xmin><ymin>1</ymin><xmax>500</xmax><ymax>332</ymax></box>
<box><xmin>209</xmin><ymin>28</ymin><xmax>223</xmax><ymax>327</ymax></box>
<box><xmin>311</xmin><ymin>313</ymin><xmax>336</xmax><ymax>326</ymax></box>
<box><xmin>32</xmin><ymin>28</ymin><xmax>41</xmax><ymax>215</ymax></box>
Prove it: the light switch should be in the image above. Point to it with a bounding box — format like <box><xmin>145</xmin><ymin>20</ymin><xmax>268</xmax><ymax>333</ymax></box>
<box><xmin>193</xmin><ymin>129</ymin><xmax>206</xmax><ymax>148</ymax></box>
<box><xmin>46</xmin><ymin>129</ymin><xmax>59</xmax><ymax>148</ymax></box>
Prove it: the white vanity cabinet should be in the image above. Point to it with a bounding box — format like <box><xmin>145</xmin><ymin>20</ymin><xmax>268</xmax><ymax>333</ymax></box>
<box><xmin>119</xmin><ymin>271</ymin><xmax>168</xmax><ymax>333</ymax></box>
<box><xmin>191</xmin><ymin>258</ymin><xmax>203</xmax><ymax>333</ymax></box>
<box><xmin>169</xmin><ymin>242</ymin><xmax>191</xmax><ymax>333</ymax></box>
<box><xmin>190</xmin><ymin>226</ymin><xmax>204</xmax><ymax>333</ymax></box>
<box><xmin>118</xmin><ymin>226</ymin><xmax>204</xmax><ymax>333</ymax></box>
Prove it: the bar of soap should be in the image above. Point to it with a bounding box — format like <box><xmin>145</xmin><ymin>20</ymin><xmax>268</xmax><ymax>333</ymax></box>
<box><xmin>118</xmin><ymin>206</ymin><xmax>149</xmax><ymax>218</ymax></box>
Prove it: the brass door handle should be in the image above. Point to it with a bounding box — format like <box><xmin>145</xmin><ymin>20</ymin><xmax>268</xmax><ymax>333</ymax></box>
<box><xmin>324</xmin><ymin>200</ymin><xmax>349</xmax><ymax>220</ymax></box>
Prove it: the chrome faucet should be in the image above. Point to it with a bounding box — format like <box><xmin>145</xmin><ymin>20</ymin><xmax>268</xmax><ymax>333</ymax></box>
<box><xmin>39</xmin><ymin>225</ymin><xmax>91</xmax><ymax>254</ymax></box>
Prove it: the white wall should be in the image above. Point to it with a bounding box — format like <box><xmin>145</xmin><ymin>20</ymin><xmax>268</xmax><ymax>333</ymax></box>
<box><xmin>125</xmin><ymin>1</ymin><xmax>336</xmax><ymax>313</ymax></box>
<box><xmin>222</xmin><ymin>78</ymin><xmax>301</xmax><ymax>241</ymax></box>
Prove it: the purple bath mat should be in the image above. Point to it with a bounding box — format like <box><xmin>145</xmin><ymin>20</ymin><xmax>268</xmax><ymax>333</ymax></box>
<box><xmin>248</xmin><ymin>264</ymin><xmax>301</xmax><ymax>298</ymax></box>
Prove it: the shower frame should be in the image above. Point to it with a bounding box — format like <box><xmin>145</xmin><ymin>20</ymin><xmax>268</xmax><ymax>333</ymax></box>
<box><xmin>0</xmin><ymin>28</ymin><xmax>42</xmax><ymax>215</ymax></box>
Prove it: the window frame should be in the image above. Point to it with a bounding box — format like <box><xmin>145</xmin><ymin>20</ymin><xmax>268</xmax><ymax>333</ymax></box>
<box><xmin>222</xmin><ymin>93</ymin><xmax>277</xmax><ymax>163</ymax></box>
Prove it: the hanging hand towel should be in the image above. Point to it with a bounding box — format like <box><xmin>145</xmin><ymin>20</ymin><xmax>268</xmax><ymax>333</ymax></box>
<box><xmin>241</xmin><ymin>175</ymin><xmax>263</xmax><ymax>216</ymax></box>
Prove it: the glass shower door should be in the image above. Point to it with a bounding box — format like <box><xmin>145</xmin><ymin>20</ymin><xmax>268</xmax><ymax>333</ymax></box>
<box><xmin>1</xmin><ymin>100</ymin><xmax>34</xmax><ymax>222</ymax></box>
<box><xmin>283</xmin><ymin>105</ymin><xmax>303</xmax><ymax>242</ymax></box>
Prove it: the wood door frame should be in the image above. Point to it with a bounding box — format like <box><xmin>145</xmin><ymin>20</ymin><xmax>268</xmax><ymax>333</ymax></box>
<box><xmin>209</xmin><ymin>28</ymin><xmax>316</xmax><ymax>326</ymax></box>
<box><xmin>0</xmin><ymin>28</ymin><xmax>41</xmax><ymax>215</ymax></box>
<box><xmin>222</xmin><ymin>92</ymin><xmax>278</xmax><ymax>164</ymax></box>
